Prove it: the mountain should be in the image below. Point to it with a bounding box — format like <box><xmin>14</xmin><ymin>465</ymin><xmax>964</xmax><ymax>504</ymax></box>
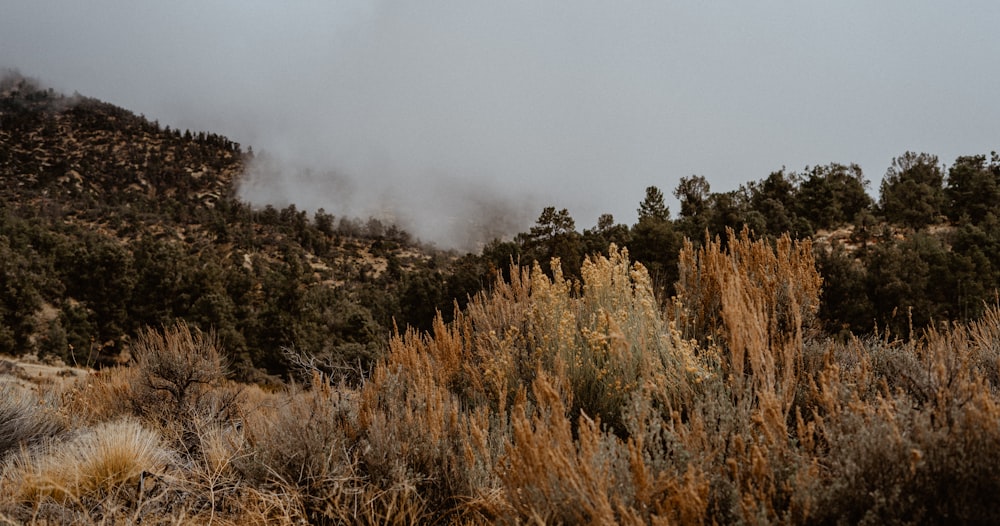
<box><xmin>0</xmin><ymin>78</ymin><xmax>239</xmax><ymax>209</ymax></box>
<box><xmin>0</xmin><ymin>74</ymin><xmax>486</xmax><ymax>381</ymax></box>
<box><xmin>3</xmin><ymin>71</ymin><xmax>999</xmax><ymax>383</ymax></box>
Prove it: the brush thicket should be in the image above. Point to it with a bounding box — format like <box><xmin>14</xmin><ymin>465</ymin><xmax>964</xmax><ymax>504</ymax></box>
<box><xmin>5</xmin><ymin>230</ymin><xmax>1000</xmax><ymax>524</ymax></box>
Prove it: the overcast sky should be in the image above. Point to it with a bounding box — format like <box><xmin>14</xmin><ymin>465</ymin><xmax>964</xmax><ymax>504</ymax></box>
<box><xmin>2</xmin><ymin>1</ymin><xmax>998</xmax><ymax>248</ymax></box>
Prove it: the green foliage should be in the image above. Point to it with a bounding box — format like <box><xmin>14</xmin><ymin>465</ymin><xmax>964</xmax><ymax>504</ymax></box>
<box><xmin>945</xmin><ymin>153</ymin><xmax>1000</xmax><ymax>225</ymax></box>
<box><xmin>7</xmin><ymin>204</ymin><xmax>1000</xmax><ymax>523</ymax></box>
<box><xmin>6</xmin><ymin>76</ymin><xmax>1000</xmax><ymax>400</ymax></box>
<box><xmin>949</xmin><ymin>220</ymin><xmax>1000</xmax><ymax>320</ymax></box>
<box><xmin>583</xmin><ymin>213</ymin><xmax>631</xmax><ymax>256</ymax></box>
<box><xmin>864</xmin><ymin>232</ymin><xmax>952</xmax><ymax>335</ymax></box>
<box><xmin>880</xmin><ymin>152</ymin><xmax>947</xmax><ymax>229</ymax></box>
<box><xmin>637</xmin><ymin>185</ymin><xmax>670</xmax><ymax>222</ymax></box>
<box><xmin>674</xmin><ymin>174</ymin><xmax>711</xmax><ymax>219</ymax></box>
<box><xmin>63</xmin><ymin>235</ymin><xmax>137</xmax><ymax>342</ymax></box>
<box><xmin>796</xmin><ymin>163</ymin><xmax>872</xmax><ymax>230</ymax></box>
<box><xmin>0</xmin><ymin>83</ymin><xmax>461</xmax><ymax>380</ymax></box>
<box><xmin>747</xmin><ymin>170</ymin><xmax>802</xmax><ymax>236</ymax></box>
<box><xmin>517</xmin><ymin>206</ymin><xmax>584</xmax><ymax>278</ymax></box>
<box><xmin>0</xmin><ymin>236</ymin><xmax>43</xmax><ymax>355</ymax></box>
<box><xmin>815</xmin><ymin>244</ymin><xmax>875</xmax><ymax>336</ymax></box>
<box><xmin>673</xmin><ymin>175</ymin><xmax>712</xmax><ymax>239</ymax></box>
<box><xmin>628</xmin><ymin>212</ymin><xmax>681</xmax><ymax>296</ymax></box>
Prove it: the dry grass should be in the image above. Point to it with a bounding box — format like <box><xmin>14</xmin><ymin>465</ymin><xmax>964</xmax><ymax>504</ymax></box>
<box><xmin>0</xmin><ymin>383</ymin><xmax>65</xmax><ymax>460</ymax></box>
<box><xmin>4</xmin><ymin>231</ymin><xmax>1000</xmax><ymax>524</ymax></box>
<box><xmin>7</xmin><ymin>419</ymin><xmax>169</xmax><ymax>503</ymax></box>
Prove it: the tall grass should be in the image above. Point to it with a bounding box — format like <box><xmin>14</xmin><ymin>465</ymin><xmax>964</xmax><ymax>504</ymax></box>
<box><xmin>4</xmin><ymin>230</ymin><xmax>1000</xmax><ymax>523</ymax></box>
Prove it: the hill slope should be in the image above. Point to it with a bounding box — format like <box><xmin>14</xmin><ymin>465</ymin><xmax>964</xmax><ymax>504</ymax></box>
<box><xmin>0</xmin><ymin>74</ymin><xmax>482</xmax><ymax>381</ymax></box>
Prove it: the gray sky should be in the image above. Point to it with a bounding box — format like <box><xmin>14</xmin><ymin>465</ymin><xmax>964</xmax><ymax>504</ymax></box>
<box><xmin>3</xmin><ymin>1</ymin><xmax>998</xmax><ymax>248</ymax></box>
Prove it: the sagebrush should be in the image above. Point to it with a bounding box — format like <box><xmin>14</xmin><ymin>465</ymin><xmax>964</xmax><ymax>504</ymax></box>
<box><xmin>3</xmin><ymin>230</ymin><xmax>1000</xmax><ymax>524</ymax></box>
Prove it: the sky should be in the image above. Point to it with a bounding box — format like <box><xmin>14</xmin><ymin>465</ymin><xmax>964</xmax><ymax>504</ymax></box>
<box><xmin>2</xmin><ymin>1</ymin><xmax>999</xmax><ymax>249</ymax></box>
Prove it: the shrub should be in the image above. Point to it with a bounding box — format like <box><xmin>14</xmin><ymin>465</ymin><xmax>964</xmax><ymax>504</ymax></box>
<box><xmin>239</xmin><ymin>373</ymin><xmax>357</xmax><ymax>523</ymax></box>
<box><xmin>8</xmin><ymin>418</ymin><xmax>170</xmax><ymax>504</ymax></box>
<box><xmin>131</xmin><ymin>322</ymin><xmax>228</xmax><ymax>415</ymax></box>
<box><xmin>128</xmin><ymin>322</ymin><xmax>238</xmax><ymax>450</ymax></box>
<box><xmin>0</xmin><ymin>382</ymin><xmax>65</xmax><ymax>459</ymax></box>
<box><xmin>675</xmin><ymin>226</ymin><xmax>822</xmax><ymax>408</ymax></box>
<box><xmin>7</xmin><ymin>230</ymin><xmax>1000</xmax><ymax>523</ymax></box>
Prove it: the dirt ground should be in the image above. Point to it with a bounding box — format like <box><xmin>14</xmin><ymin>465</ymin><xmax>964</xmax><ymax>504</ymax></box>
<box><xmin>0</xmin><ymin>354</ymin><xmax>91</xmax><ymax>391</ymax></box>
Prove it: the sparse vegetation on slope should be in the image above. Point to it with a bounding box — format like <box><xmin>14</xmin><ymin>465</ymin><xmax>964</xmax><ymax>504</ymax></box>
<box><xmin>0</xmin><ymin>74</ymin><xmax>490</xmax><ymax>381</ymax></box>
<box><xmin>3</xmin><ymin>232</ymin><xmax>1000</xmax><ymax>524</ymax></box>
<box><xmin>4</xmin><ymin>74</ymin><xmax>1000</xmax><ymax>524</ymax></box>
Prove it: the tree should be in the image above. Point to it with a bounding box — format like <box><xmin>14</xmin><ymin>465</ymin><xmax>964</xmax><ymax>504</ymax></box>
<box><xmin>314</xmin><ymin>208</ymin><xmax>335</xmax><ymax>237</ymax></box>
<box><xmin>879</xmin><ymin>152</ymin><xmax>946</xmax><ymax>229</ymax></box>
<box><xmin>583</xmin><ymin>213</ymin><xmax>631</xmax><ymax>256</ymax></box>
<box><xmin>62</xmin><ymin>235</ymin><xmax>137</xmax><ymax>345</ymax></box>
<box><xmin>481</xmin><ymin>238</ymin><xmax>521</xmax><ymax>281</ymax></box>
<box><xmin>864</xmin><ymin>233</ymin><xmax>952</xmax><ymax>336</ymax></box>
<box><xmin>949</xmin><ymin>221</ymin><xmax>1000</xmax><ymax>320</ymax></box>
<box><xmin>0</xmin><ymin>239</ymin><xmax>43</xmax><ymax>355</ymax></box>
<box><xmin>796</xmin><ymin>163</ymin><xmax>872</xmax><ymax>231</ymax></box>
<box><xmin>519</xmin><ymin>207</ymin><xmax>583</xmax><ymax>278</ymax></box>
<box><xmin>815</xmin><ymin>244</ymin><xmax>875</xmax><ymax>336</ymax></box>
<box><xmin>630</xmin><ymin>188</ymin><xmax>681</xmax><ymax>295</ymax></box>
<box><xmin>747</xmin><ymin>170</ymin><xmax>800</xmax><ymax>236</ymax></box>
<box><xmin>705</xmin><ymin>190</ymin><xmax>751</xmax><ymax>241</ymax></box>
<box><xmin>628</xmin><ymin>215</ymin><xmax>680</xmax><ymax>296</ymax></box>
<box><xmin>945</xmin><ymin>153</ymin><xmax>1000</xmax><ymax>225</ymax></box>
<box><xmin>673</xmin><ymin>175</ymin><xmax>711</xmax><ymax>240</ymax></box>
<box><xmin>444</xmin><ymin>253</ymin><xmax>494</xmax><ymax>314</ymax></box>
<box><xmin>637</xmin><ymin>186</ymin><xmax>670</xmax><ymax>222</ymax></box>
<box><xmin>398</xmin><ymin>268</ymin><xmax>447</xmax><ymax>331</ymax></box>
<box><xmin>673</xmin><ymin>175</ymin><xmax>711</xmax><ymax>219</ymax></box>
<box><xmin>527</xmin><ymin>206</ymin><xmax>576</xmax><ymax>241</ymax></box>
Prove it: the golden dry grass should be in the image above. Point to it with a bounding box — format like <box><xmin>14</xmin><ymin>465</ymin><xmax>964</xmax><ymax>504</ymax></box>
<box><xmin>5</xmin><ymin>419</ymin><xmax>168</xmax><ymax>504</ymax></box>
<box><xmin>3</xmin><ymin>231</ymin><xmax>1000</xmax><ymax>524</ymax></box>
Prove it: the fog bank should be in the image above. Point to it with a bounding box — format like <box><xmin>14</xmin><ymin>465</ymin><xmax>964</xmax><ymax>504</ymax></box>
<box><xmin>3</xmin><ymin>1</ymin><xmax>999</xmax><ymax>248</ymax></box>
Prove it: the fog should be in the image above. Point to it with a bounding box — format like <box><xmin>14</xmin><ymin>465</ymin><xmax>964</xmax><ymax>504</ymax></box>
<box><xmin>3</xmin><ymin>1</ymin><xmax>999</xmax><ymax>249</ymax></box>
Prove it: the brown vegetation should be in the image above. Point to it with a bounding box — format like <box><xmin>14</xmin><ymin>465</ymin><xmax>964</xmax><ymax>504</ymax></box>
<box><xmin>2</xmin><ymin>229</ymin><xmax>1000</xmax><ymax>524</ymax></box>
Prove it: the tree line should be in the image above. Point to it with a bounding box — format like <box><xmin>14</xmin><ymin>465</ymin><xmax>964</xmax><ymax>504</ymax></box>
<box><xmin>3</xmin><ymin>74</ymin><xmax>999</xmax><ymax>380</ymax></box>
<box><xmin>463</xmin><ymin>152</ymin><xmax>1000</xmax><ymax>339</ymax></box>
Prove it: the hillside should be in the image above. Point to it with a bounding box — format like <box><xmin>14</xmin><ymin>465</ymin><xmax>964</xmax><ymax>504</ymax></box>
<box><xmin>4</xmin><ymin>73</ymin><xmax>1000</xmax><ymax>524</ymax></box>
<box><xmin>0</xmin><ymin>74</ymin><xmax>487</xmax><ymax>381</ymax></box>
<box><xmin>0</xmin><ymin>80</ymin><xmax>238</xmax><ymax>209</ymax></box>
<box><xmin>4</xmin><ymin>72</ymin><xmax>1000</xmax><ymax>383</ymax></box>
<box><xmin>3</xmin><ymin>236</ymin><xmax>1000</xmax><ymax>524</ymax></box>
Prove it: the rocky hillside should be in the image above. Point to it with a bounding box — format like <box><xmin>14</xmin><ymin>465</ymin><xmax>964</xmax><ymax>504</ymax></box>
<box><xmin>4</xmin><ymin>72</ymin><xmax>998</xmax><ymax>383</ymax></box>
<box><xmin>1</xmin><ymin>83</ymin><xmax>238</xmax><ymax>207</ymax></box>
<box><xmin>0</xmin><ymin>74</ymin><xmax>486</xmax><ymax>382</ymax></box>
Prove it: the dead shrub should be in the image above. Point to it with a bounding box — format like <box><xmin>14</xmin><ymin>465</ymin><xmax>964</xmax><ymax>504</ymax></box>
<box><xmin>131</xmin><ymin>322</ymin><xmax>228</xmax><ymax>417</ymax></box>
<box><xmin>239</xmin><ymin>373</ymin><xmax>358</xmax><ymax>524</ymax></box>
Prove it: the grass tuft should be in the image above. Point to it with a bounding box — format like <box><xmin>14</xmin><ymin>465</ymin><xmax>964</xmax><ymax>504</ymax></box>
<box><xmin>0</xmin><ymin>383</ymin><xmax>65</xmax><ymax>460</ymax></box>
<box><xmin>10</xmin><ymin>418</ymin><xmax>170</xmax><ymax>503</ymax></box>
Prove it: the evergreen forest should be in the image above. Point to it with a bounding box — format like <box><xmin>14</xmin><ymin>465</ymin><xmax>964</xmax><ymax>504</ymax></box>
<box><xmin>2</xmin><ymin>73</ymin><xmax>1000</xmax><ymax>524</ymax></box>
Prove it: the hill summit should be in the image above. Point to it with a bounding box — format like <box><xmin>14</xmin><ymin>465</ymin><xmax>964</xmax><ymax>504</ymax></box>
<box><xmin>0</xmin><ymin>73</ymin><xmax>479</xmax><ymax>381</ymax></box>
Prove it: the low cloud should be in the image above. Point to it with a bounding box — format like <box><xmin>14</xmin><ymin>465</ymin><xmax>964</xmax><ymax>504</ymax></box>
<box><xmin>4</xmin><ymin>1</ymin><xmax>997</xmax><ymax>250</ymax></box>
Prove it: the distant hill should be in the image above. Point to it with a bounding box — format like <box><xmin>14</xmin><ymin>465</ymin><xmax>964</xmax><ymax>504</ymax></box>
<box><xmin>0</xmin><ymin>73</ymin><xmax>488</xmax><ymax>382</ymax></box>
<box><xmin>0</xmin><ymin>77</ymin><xmax>239</xmax><ymax>208</ymax></box>
<box><xmin>2</xmin><ymin>72</ymin><xmax>998</xmax><ymax>383</ymax></box>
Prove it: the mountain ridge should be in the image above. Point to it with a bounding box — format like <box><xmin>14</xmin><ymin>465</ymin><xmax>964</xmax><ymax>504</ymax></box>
<box><xmin>0</xmin><ymin>74</ymin><xmax>475</xmax><ymax>381</ymax></box>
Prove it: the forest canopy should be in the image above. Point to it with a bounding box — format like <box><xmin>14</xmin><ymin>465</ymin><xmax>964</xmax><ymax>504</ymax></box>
<box><xmin>1</xmin><ymin>75</ymin><xmax>999</xmax><ymax>380</ymax></box>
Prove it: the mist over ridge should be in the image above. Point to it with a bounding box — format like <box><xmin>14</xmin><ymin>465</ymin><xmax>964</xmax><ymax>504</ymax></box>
<box><xmin>236</xmin><ymin>150</ymin><xmax>539</xmax><ymax>251</ymax></box>
<box><xmin>2</xmin><ymin>1</ymin><xmax>999</xmax><ymax>248</ymax></box>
